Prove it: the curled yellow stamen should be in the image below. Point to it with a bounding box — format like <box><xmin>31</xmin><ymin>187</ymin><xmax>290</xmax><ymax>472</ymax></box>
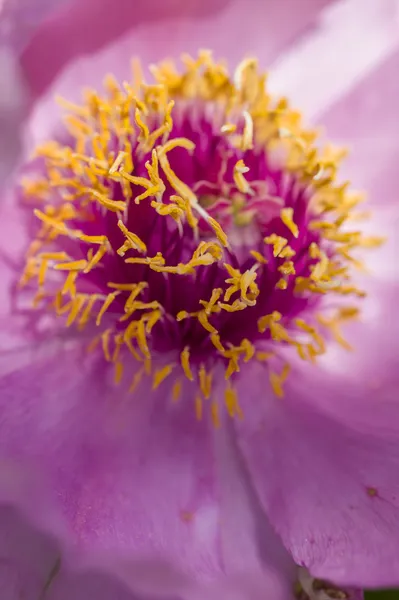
<box><xmin>234</xmin><ymin>159</ymin><xmax>252</xmax><ymax>195</ymax></box>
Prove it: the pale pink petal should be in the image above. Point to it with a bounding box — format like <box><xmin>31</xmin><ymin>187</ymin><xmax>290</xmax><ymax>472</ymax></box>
<box><xmin>315</xmin><ymin>48</ymin><xmax>399</xmax><ymax>379</ymax></box>
<box><xmin>235</xmin><ymin>359</ymin><xmax>399</xmax><ymax>588</ymax></box>
<box><xmin>21</xmin><ymin>0</ymin><xmax>332</xmax><ymax>98</ymax></box>
<box><xmin>0</xmin><ymin>504</ymin><xmax>61</xmax><ymax>600</ymax></box>
<box><xmin>0</xmin><ymin>48</ymin><xmax>26</xmax><ymax>182</ymax></box>
<box><xmin>0</xmin><ymin>0</ymin><xmax>71</xmax><ymax>51</ymax></box>
<box><xmin>0</xmin><ymin>187</ymin><xmax>72</xmax><ymax>376</ymax></box>
<box><xmin>0</xmin><ymin>0</ymin><xmax>74</xmax><ymax>179</ymax></box>
<box><xmin>0</xmin><ymin>346</ymin><xmax>296</xmax><ymax>599</ymax></box>
<box><xmin>0</xmin><ymin>501</ymin><xmax>176</xmax><ymax>599</ymax></box>
<box><xmin>268</xmin><ymin>0</ymin><xmax>399</xmax><ymax>122</ymax></box>
<box><xmin>322</xmin><ymin>46</ymin><xmax>399</xmax><ymax>214</ymax></box>
<box><xmin>232</xmin><ymin>66</ymin><xmax>399</xmax><ymax>580</ymax></box>
<box><xmin>267</xmin><ymin>4</ymin><xmax>399</xmax><ymax>385</ymax></box>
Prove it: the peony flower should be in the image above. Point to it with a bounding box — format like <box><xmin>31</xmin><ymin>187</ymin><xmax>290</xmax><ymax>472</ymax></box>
<box><xmin>1</xmin><ymin>0</ymin><xmax>398</xmax><ymax>598</ymax></box>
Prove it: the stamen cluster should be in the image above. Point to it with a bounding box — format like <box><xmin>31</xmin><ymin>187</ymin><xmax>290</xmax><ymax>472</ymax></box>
<box><xmin>19</xmin><ymin>52</ymin><xmax>382</xmax><ymax>423</ymax></box>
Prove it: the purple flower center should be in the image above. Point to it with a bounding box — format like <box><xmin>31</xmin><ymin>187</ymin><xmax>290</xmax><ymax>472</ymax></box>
<box><xmin>19</xmin><ymin>52</ymin><xmax>381</xmax><ymax>421</ymax></box>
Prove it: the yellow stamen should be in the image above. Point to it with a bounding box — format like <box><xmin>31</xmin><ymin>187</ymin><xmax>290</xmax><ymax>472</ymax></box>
<box><xmin>101</xmin><ymin>328</ymin><xmax>112</xmax><ymax>361</ymax></box>
<box><xmin>153</xmin><ymin>364</ymin><xmax>174</xmax><ymax>389</ymax></box>
<box><xmin>84</xmin><ymin>245</ymin><xmax>108</xmax><ymax>273</ymax></box>
<box><xmin>207</xmin><ymin>217</ymin><xmax>229</xmax><ymax>247</ymax></box>
<box><xmin>78</xmin><ymin>293</ymin><xmax>99</xmax><ymax>328</ymax></box>
<box><xmin>225</xmin><ymin>384</ymin><xmax>243</xmax><ymax>419</ymax></box>
<box><xmin>256</xmin><ymin>351</ymin><xmax>274</xmax><ymax>362</ymax></box>
<box><xmin>96</xmin><ymin>292</ymin><xmax>119</xmax><ymax>326</ymax></box>
<box><xmin>233</xmin><ymin>159</ymin><xmax>252</xmax><ymax>195</ymax></box>
<box><xmin>114</xmin><ymin>361</ymin><xmax>124</xmax><ymax>384</ymax></box>
<box><xmin>78</xmin><ymin>234</ymin><xmax>108</xmax><ymax>245</ymax></box>
<box><xmin>21</xmin><ymin>51</ymin><xmax>382</xmax><ymax>412</ymax></box>
<box><xmin>211</xmin><ymin>401</ymin><xmax>221</xmax><ymax>428</ymax></box>
<box><xmin>91</xmin><ymin>190</ymin><xmax>126</xmax><ymax>213</ymax></box>
<box><xmin>264</xmin><ymin>234</ymin><xmax>288</xmax><ymax>257</ymax></box>
<box><xmin>269</xmin><ymin>363</ymin><xmax>290</xmax><ymax>398</ymax></box>
<box><xmin>200</xmin><ymin>287</ymin><xmax>223</xmax><ymax>315</ymax></box>
<box><xmin>180</xmin><ymin>347</ymin><xmax>194</xmax><ymax>381</ymax></box>
<box><xmin>278</xmin><ymin>260</ymin><xmax>296</xmax><ymax>276</ymax></box>
<box><xmin>241</xmin><ymin>111</ymin><xmax>254</xmax><ymax>150</ymax></box>
<box><xmin>66</xmin><ymin>294</ymin><xmax>86</xmax><ymax>326</ymax></box>
<box><xmin>210</xmin><ymin>333</ymin><xmax>226</xmax><ymax>354</ymax></box>
<box><xmin>276</xmin><ymin>278</ymin><xmax>288</xmax><ymax>290</ymax></box>
<box><xmin>134</xmin><ymin>107</ymin><xmax>150</xmax><ymax>140</ymax></box>
<box><xmin>172</xmin><ymin>379</ymin><xmax>182</xmax><ymax>402</ymax></box>
<box><xmin>109</xmin><ymin>151</ymin><xmax>127</xmax><ymax>174</ymax></box>
<box><xmin>54</xmin><ymin>260</ymin><xmax>88</xmax><ymax>272</ymax></box>
<box><xmin>136</xmin><ymin>318</ymin><xmax>150</xmax><ymax>358</ymax></box>
<box><xmin>157</xmin><ymin>141</ymin><xmax>197</xmax><ymax>205</ymax></box>
<box><xmin>250</xmin><ymin>250</ymin><xmax>268</xmax><ymax>264</ymax></box>
<box><xmin>129</xmin><ymin>369</ymin><xmax>144</xmax><ymax>393</ymax></box>
<box><xmin>280</xmin><ymin>207</ymin><xmax>299</xmax><ymax>238</ymax></box>
<box><xmin>225</xmin><ymin>355</ymin><xmax>240</xmax><ymax>379</ymax></box>
<box><xmin>62</xmin><ymin>271</ymin><xmax>78</xmax><ymax>297</ymax></box>
<box><xmin>199</xmin><ymin>364</ymin><xmax>212</xmax><ymax>400</ymax></box>
<box><xmin>221</xmin><ymin>123</ymin><xmax>237</xmax><ymax>134</ymax></box>
<box><xmin>117</xmin><ymin>220</ymin><xmax>147</xmax><ymax>255</ymax></box>
<box><xmin>197</xmin><ymin>310</ymin><xmax>218</xmax><ymax>334</ymax></box>
<box><xmin>195</xmin><ymin>395</ymin><xmax>203</xmax><ymax>421</ymax></box>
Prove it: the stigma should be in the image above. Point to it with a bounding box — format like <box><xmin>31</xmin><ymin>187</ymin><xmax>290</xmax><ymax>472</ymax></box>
<box><xmin>19</xmin><ymin>51</ymin><xmax>383</xmax><ymax>424</ymax></box>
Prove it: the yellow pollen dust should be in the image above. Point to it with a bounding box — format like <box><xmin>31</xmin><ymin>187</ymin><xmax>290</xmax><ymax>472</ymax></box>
<box><xmin>20</xmin><ymin>50</ymin><xmax>381</xmax><ymax>425</ymax></box>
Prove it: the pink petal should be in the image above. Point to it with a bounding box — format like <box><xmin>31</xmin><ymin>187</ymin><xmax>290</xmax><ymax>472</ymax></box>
<box><xmin>322</xmin><ymin>45</ymin><xmax>399</xmax><ymax>216</ymax></box>
<box><xmin>0</xmin><ymin>503</ymin><xmax>61</xmax><ymax>600</ymax></box>
<box><xmin>0</xmin><ymin>501</ymin><xmax>173</xmax><ymax>599</ymax></box>
<box><xmin>267</xmin><ymin>11</ymin><xmax>399</xmax><ymax>386</ymax></box>
<box><xmin>0</xmin><ymin>346</ymin><xmax>296</xmax><ymax>599</ymax></box>
<box><xmin>0</xmin><ymin>0</ymin><xmax>73</xmax><ymax>180</ymax></box>
<box><xmin>233</xmin><ymin>56</ymin><xmax>399</xmax><ymax>575</ymax></box>
<box><xmin>0</xmin><ymin>48</ymin><xmax>26</xmax><ymax>183</ymax></box>
<box><xmin>0</xmin><ymin>0</ymin><xmax>72</xmax><ymax>52</ymax></box>
<box><xmin>21</xmin><ymin>0</ymin><xmax>332</xmax><ymax>98</ymax></box>
<box><xmin>316</xmin><ymin>49</ymin><xmax>399</xmax><ymax>379</ymax></box>
<box><xmin>0</xmin><ymin>190</ymin><xmax>67</xmax><ymax>376</ymax></box>
<box><xmin>235</xmin><ymin>358</ymin><xmax>399</xmax><ymax>588</ymax></box>
<box><xmin>267</xmin><ymin>0</ymin><xmax>399</xmax><ymax>121</ymax></box>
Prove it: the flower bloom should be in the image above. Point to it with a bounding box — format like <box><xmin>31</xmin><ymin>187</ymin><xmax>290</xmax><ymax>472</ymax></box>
<box><xmin>1</xmin><ymin>0</ymin><xmax>399</xmax><ymax>598</ymax></box>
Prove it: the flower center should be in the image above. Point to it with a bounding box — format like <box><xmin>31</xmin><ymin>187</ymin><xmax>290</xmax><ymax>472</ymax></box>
<box><xmin>19</xmin><ymin>52</ymin><xmax>382</xmax><ymax>424</ymax></box>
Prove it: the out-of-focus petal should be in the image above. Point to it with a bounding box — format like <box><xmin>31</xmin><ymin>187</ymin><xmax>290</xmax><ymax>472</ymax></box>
<box><xmin>0</xmin><ymin>186</ymin><xmax>70</xmax><ymax>375</ymax></box>
<box><xmin>322</xmin><ymin>46</ymin><xmax>399</xmax><ymax>212</ymax></box>
<box><xmin>0</xmin><ymin>0</ymin><xmax>71</xmax><ymax>52</ymax></box>
<box><xmin>21</xmin><ymin>0</ymin><xmax>332</xmax><ymax>98</ymax></box>
<box><xmin>0</xmin><ymin>47</ymin><xmax>26</xmax><ymax>183</ymax></box>
<box><xmin>314</xmin><ymin>48</ymin><xmax>399</xmax><ymax>381</ymax></box>
<box><xmin>51</xmin><ymin>569</ymin><xmax>148</xmax><ymax>600</ymax></box>
<box><xmin>268</xmin><ymin>0</ymin><xmax>399</xmax><ymax>385</ymax></box>
<box><xmin>238</xmin><ymin>36</ymin><xmax>399</xmax><ymax>585</ymax></box>
<box><xmin>235</xmin><ymin>360</ymin><xmax>399</xmax><ymax>588</ymax></box>
<box><xmin>0</xmin><ymin>503</ymin><xmax>60</xmax><ymax>600</ymax></box>
<box><xmin>0</xmin><ymin>501</ymin><xmax>180</xmax><ymax>599</ymax></box>
<box><xmin>0</xmin><ymin>0</ymin><xmax>74</xmax><ymax>180</ymax></box>
<box><xmin>267</xmin><ymin>0</ymin><xmax>399</xmax><ymax>122</ymax></box>
<box><xmin>0</xmin><ymin>347</ymin><xmax>296</xmax><ymax>599</ymax></box>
